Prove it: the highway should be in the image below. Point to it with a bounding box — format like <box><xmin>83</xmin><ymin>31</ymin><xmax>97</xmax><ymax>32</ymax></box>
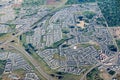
<box><xmin>0</xmin><ymin>10</ymin><xmax>59</xmax><ymax>80</ymax></box>
<box><xmin>8</xmin><ymin>44</ymin><xmax>53</xmax><ymax>80</ymax></box>
<box><xmin>0</xmin><ymin>31</ymin><xmax>53</xmax><ymax>80</ymax></box>
<box><xmin>0</xmin><ymin>3</ymin><xmax>119</xmax><ymax>80</ymax></box>
<box><xmin>0</xmin><ymin>6</ymin><xmax>68</xmax><ymax>80</ymax></box>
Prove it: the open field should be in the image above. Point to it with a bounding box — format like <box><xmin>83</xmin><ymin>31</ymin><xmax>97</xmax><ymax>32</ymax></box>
<box><xmin>99</xmin><ymin>69</ymin><xmax>111</xmax><ymax>80</ymax></box>
<box><xmin>110</xmin><ymin>27</ymin><xmax>120</xmax><ymax>39</ymax></box>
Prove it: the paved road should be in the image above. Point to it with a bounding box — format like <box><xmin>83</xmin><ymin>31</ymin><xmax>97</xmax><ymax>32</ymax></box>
<box><xmin>80</xmin><ymin>52</ymin><xmax>120</xmax><ymax>80</ymax></box>
<box><xmin>9</xmin><ymin>44</ymin><xmax>53</xmax><ymax>80</ymax></box>
<box><xmin>0</xmin><ymin>11</ymin><xmax>58</xmax><ymax>80</ymax></box>
<box><xmin>0</xmin><ymin>3</ymin><xmax>119</xmax><ymax>80</ymax></box>
<box><xmin>0</xmin><ymin>29</ymin><xmax>54</xmax><ymax>80</ymax></box>
<box><xmin>0</xmin><ymin>37</ymin><xmax>53</xmax><ymax>80</ymax></box>
<box><xmin>80</xmin><ymin>2</ymin><xmax>120</xmax><ymax>80</ymax></box>
<box><xmin>0</xmin><ymin>7</ymin><xmax>63</xmax><ymax>80</ymax></box>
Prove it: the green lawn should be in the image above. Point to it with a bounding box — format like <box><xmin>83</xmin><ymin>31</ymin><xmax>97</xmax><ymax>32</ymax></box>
<box><xmin>0</xmin><ymin>33</ymin><xmax>7</xmax><ymax>37</ymax></box>
<box><xmin>30</xmin><ymin>52</ymin><xmax>58</xmax><ymax>79</ymax></box>
<box><xmin>13</xmin><ymin>8</ymin><xmax>21</xmax><ymax>14</ymax></box>
<box><xmin>116</xmin><ymin>39</ymin><xmax>120</xmax><ymax>50</ymax></box>
<box><xmin>77</xmin><ymin>43</ymin><xmax>100</xmax><ymax>51</ymax></box>
<box><xmin>53</xmin><ymin>53</ymin><xmax>66</xmax><ymax>61</ymax></box>
<box><xmin>7</xmin><ymin>24</ymin><xmax>16</xmax><ymax>30</ymax></box>
<box><xmin>25</xmin><ymin>31</ymin><xmax>34</xmax><ymax>36</ymax></box>
<box><xmin>62</xmin><ymin>27</ymin><xmax>70</xmax><ymax>34</ymax></box>
<box><xmin>20</xmin><ymin>52</ymin><xmax>47</xmax><ymax>80</ymax></box>
<box><xmin>0</xmin><ymin>60</ymin><xmax>6</xmax><ymax>76</ymax></box>
<box><xmin>40</xmin><ymin>35</ymin><xmax>46</xmax><ymax>43</ymax></box>
<box><xmin>45</xmin><ymin>39</ymin><xmax>68</xmax><ymax>49</ymax></box>
<box><xmin>0</xmin><ymin>14</ymin><xmax>5</xmax><ymax>17</ymax></box>
<box><xmin>20</xmin><ymin>34</ymin><xmax>26</xmax><ymax>45</ymax></box>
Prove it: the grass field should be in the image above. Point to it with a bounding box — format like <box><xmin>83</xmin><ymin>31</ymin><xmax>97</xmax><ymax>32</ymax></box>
<box><xmin>0</xmin><ymin>34</ymin><xmax>12</xmax><ymax>43</ymax></box>
<box><xmin>0</xmin><ymin>60</ymin><xmax>6</xmax><ymax>76</ymax></box>
<box><xmin>116</xmin><ymin>39</ymin><xmax>120</xmax><ymax>50</ymax></box>
<box><xmin>53</xmin><ymin>53</ymin><xmax>66</xmax><ymax>61</ymax></box>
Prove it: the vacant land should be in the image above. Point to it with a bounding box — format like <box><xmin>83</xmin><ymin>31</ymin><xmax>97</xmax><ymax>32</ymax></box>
<box><xmin>110</xmin><ymin>28</ymin><xmax>120</xmax><ymax>39</ymax></box>
<box><xmin>115</xmin><ymin>73</ymin><xmax>120</xmax><ymax>80</ymax></box>
<box><xmin>99</xmin><ymin>69</ymin><xmax>111</xmax><ymax>80</ymax></box>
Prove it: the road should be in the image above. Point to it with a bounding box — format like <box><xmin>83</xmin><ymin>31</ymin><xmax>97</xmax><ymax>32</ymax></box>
<box><xmin>0</xmin><ymin>6</ymin><xmax>67</xmax><ymax>80</ymax></box>
<box><xmin>0</xmin><ymin>36</ymin><xmax>53</xmax><ymax>80</ymax></box>
<box><xmin>0</xmin><ymin>34</ymin><xmax>53</xmax><ymax>80</ymax></box>
<box><xmin>80</xmin><ymin>2</ymin><xmax>120</xmax><ymax>80</ymax></box>
<box><xmin>8</xmin><ymin>44</ymin><xmax>53</xmax><ymax>80</ymax></box>
<box><xmin>80</xmin><ymin>51</ymin><xmax>120</xmax><ymax>80</ymax></box>
<box><xmin>0</xmin><ymin>3</ymin><xmax>119</xmax><ymax>80</ymax></box>
<box><xmin>0</xmin><ymin>9</ymin><xmax>59</xmax><ymax>80</ymax></box>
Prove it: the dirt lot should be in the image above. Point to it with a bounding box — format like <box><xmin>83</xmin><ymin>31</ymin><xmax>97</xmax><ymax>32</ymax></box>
<box><xmin>110</xmin><ymin>27</ymin><xmax>120</xmax><ymax>39</ymax></box>
<box><xmin>99</xmin><ymin>68</ymin><xmax>111</xmax><ymax>80</ymax></box>
<box><xmin>46</xmin><ymin>0</ymin><xmax>56</xmax><ymax>5</ymax></box>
